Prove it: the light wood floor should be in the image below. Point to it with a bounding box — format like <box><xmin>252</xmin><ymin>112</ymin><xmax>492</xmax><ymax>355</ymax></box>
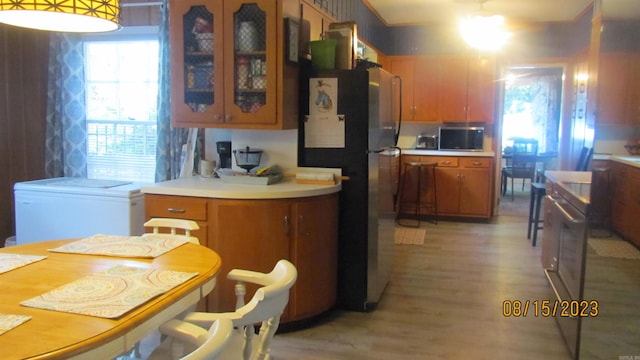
<box><xmin>269</xmin><ymin>188</ymin><xmax>573</xmax><ymax>359</ymax></box>
<box><xmin>131</xmin><ymin>185</ymin><xmax>639</xmax><ymax>359</ymax></box>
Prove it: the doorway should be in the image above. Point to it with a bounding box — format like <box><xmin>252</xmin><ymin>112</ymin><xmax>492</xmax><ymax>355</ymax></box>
<box><xmin>501</xmin><ymin>66</ymin><xmax>564</xmax><ymax>156</ymax></box>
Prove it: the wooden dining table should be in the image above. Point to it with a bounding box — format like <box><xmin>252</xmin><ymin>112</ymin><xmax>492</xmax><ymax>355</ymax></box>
<box><xmin>0</xmin><ymin>239</ymin><xmax>221</xmax><ymax>360</ymax></box>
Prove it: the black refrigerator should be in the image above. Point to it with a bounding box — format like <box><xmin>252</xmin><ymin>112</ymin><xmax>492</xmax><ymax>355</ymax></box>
<box><xmin>298</xmin><ymin>62</ymin><xmax>401</xmax><ymax>311</ymax></box>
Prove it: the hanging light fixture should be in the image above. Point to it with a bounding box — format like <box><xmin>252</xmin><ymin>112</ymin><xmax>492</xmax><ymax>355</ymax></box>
<box><xmin>459</xmin><ymin>1</ymin><xmax>510</xmax><ymax>51</ymax></box>
<box><xmin>0</xmin><ymin>0</ymin><xmax>120</xmax><ymax>33</ymax></box>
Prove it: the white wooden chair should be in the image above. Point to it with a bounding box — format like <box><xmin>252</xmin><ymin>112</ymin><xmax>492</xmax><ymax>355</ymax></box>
<box><xmin>123</xmin><ymin>218</ymin><xmax>202</xmax><ymax>359</ymax></box>
<box><xmin>150</xmin><ymin>259</ymin><xmax>298</xmax><ymax>360</ymax></box>
<box><xmin>146</xmin><ymin>318</ymin><xmax>234</xmax><ymax>360</ymax></box>
<box><xmin>143</xmin><ymin>218</ymin><xmax>200</xmax><ymax>244</ymax></box>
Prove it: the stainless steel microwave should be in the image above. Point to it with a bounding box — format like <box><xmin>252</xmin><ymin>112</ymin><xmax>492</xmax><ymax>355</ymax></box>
<box><xmin>438</xmin><ymin>127</ymin><xmax>484</xmax><ymax>151</ymax></box>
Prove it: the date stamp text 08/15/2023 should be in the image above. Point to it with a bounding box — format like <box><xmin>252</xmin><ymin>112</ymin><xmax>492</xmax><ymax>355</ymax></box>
<box><xmin>502</xmin><ymin>299</ymin><xmax>599</xmax><ymax>318</ymax></box>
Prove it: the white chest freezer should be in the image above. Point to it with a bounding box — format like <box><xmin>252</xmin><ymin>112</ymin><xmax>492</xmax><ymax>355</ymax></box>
<box><xmin>14</xmin><ymin>177</ymin><xmax>146</xmax><ymax>245</ymax></box>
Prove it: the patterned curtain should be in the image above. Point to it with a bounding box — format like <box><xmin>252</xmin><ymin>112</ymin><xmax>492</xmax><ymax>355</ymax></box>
<box><xmin>529</xmin><ymin>73</ymin><xmax>562</xmax><ymax>154</ymax></box>
<box><xmin>505</xmin><ymin>67</ymin><xmax>562</xmax><ymax>154</ymax></box>
<box><xmin>155</xmin><ymin>0</ymin><xmax>188</xmax><ymax>182</ymax></box>
<box><xmin>44</xmin><ymin>34</ymin><xmax>87</xmax><ymax>178</ymax></box>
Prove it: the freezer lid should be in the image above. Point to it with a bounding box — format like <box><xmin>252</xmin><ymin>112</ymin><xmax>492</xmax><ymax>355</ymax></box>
<box><xmin>14</xmin><ymin>177</ymin><xmax>146</xmax><ymax>198</ymax></box>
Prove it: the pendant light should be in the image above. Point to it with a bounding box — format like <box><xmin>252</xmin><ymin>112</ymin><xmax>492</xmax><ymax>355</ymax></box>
<box><xmin>0</xmin><ymin>0</ymin><xmax>120</xmax><ymax>33</ymax></box>
<box><xmin>459</xmin><ymin>0</ymin><xmax>510</xmax><ymax>51</ymax></box>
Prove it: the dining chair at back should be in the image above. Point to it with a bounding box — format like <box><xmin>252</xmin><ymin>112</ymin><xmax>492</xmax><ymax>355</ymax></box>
<box><xmin>502</xmin><ymin>138</ymin><xmax>539</xmax><ymax>200</ymax></box>
<box><xmin>143</xmin><ymin>218</ymin><xmax>201</xmax><ymax>244</ymax></box>
<box><xmin>576</xmin><ymin>146</ymin><xmax>593</xmax><ymax>171</ymax></box>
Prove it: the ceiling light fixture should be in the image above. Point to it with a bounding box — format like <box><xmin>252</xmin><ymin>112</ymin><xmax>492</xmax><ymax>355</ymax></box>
<box><xmin>459</xmin><ymin>1</ymin><xmax>510</xmax><ymax>51</ymax></box>
<box><xmin>0</xmin><ymin>0</ymin><xmax>120</xmax><ymax>33</ymax></box>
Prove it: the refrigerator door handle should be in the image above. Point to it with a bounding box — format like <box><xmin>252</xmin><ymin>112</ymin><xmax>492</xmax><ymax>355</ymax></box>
<box><xmin>392</xmin><ymin>75</ymin><xmax>402</xmax><ymax>146</ymax></box>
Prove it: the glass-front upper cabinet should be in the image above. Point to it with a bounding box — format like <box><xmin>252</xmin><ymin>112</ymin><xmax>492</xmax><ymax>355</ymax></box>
<box><xmin>170</xmin><ymin>0</ymin><xmax>297</xmax><ymax>129</ymax></box>
<box><xmin>170</xmin><ymin>0</ymin><xmax>223</xmax><ymax>127</ymax></box>
<box><xmin>223</xmin><ymin>0</ymin><xmax>276</xmax><ymax>125</ymax></box>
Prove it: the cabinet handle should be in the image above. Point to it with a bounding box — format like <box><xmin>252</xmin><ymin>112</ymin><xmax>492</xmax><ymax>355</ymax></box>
<box><xmin>213</xmin><ymin>114</ymin><xmax>221</xmax><ymax>120</ymax></box>
<box><xmin>167</xmin><ymin>208</ymin><xmax>186</xmax><ymax>214</ymax></box>
<box><xmin>442</xmin><ymin>161</ymin><xmax>450</xmax><ymax>165</ymax></box>
<box><xmin>225</xmin><ymin>114</ymin><xmax>232</xmax><ymax>121</ymax></box>
<box><xmin>472</xmin><ymin>161</ymin><xmax>481</xmax><ymax>166</ymax></box>
<box><xmin>283</xmin><ymin>215</ymin><xmax>289</xmax><ymax>235</ymax></box>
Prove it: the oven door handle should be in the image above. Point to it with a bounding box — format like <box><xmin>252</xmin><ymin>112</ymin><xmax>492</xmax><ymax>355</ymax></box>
<box><xmin>543</xmin><ymin>269</ymin><xmax>579</xmax><ymax>319</ymax></box>
<box><xmin>554</xmin><ymin>200</ymin><xmax>584</xmax><ymax>224</ymax></box>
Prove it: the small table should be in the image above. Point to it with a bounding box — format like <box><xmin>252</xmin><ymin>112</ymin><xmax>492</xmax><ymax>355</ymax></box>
<box><xmin>501</xmin><ymin>152</ymin><xmax>557</xmax><ymax>194</ymax></box>
<box><xmin>0</xmin><ymin>239</ymin><xmax>221</xmax><ymax>360</ymax></box>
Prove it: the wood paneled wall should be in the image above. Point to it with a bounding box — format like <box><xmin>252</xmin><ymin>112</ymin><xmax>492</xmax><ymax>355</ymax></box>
<box><xmin>0</xmin><ymin>25</ymin><xmax>49</xmax><ymax>246</ymax></box>
<box><xmin>0</xmin><ymin>1</ymin><xmax>160</xmax><ymax>246</ymax></box>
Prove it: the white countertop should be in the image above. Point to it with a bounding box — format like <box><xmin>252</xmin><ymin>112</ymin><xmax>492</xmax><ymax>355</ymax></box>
<box><xmin>544</xmin><ymin>170</ymin><xmax>592</xmax><ymax>184</ymax></box>
<box><xmin>141</xmin><ymin>175</ymin><xmax>341</xmax><ymax>199</ymax></box>
<box><xmin>610</xmin><ymin>155</ymin><xmax>640</xmax><ymax>168</ymax></box>
<box><xmin>402</xmin><ymin>149</ymin><xmax>495</xmax><ymax>157</ymax></box>
<box><xmin>593</xmin><ymin>154</ymin><xmax>640</xmax><ymax>168</ymax></box>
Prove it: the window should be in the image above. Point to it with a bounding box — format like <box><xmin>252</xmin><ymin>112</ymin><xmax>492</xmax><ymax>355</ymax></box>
<box><xmin>84</xmin><ymin>27</ymin><xmax>159</xmax><ymax>183</ymax></box>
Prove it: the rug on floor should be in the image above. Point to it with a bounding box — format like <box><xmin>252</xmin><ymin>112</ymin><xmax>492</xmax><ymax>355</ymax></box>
<box><xmin>394</xmin><ymin>227</ymin><xmax>425</xmax><ymax>245</ymax></box>
<box><xmin>588</xmin><ymin>238</ymin><xmax>640</xmax><ymax>260</ymax></box>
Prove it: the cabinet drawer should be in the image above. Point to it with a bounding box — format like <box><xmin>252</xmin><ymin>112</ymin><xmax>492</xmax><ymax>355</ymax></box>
<box><xmin>461</xmin><ymin>157</ymin><xmax>491</xmax><ymax>168</ymax></box>
<box><xmin>431</xmin><ymin>157</ymin><xmax>459</xmax><ymax>167</ymax></box>
<box><xmin>146</xmin><ymin>195</ymin><xmax>208</xmax><ymax>221</ymax></box>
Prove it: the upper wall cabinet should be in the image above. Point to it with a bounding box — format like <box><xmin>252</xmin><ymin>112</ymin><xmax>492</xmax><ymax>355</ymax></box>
<box><xmin>590</xmin><ymin>19</ymin><xmax>640</xmax><ymax>126</ymax></box>
<box><xmin>169</xmin><ymin>0</ymin><xmax>298</xmax><ymax>129</ymax></box>
<box><xmin>390</xmin><ymin>56</ymin><xmax>439</xmax><ymax>123</ymax></box>
<box><xmin>389</xmin><ymin>55</ymin><xmax>496</xmax><ymax>124</ymax></box>
<box><xmin>439</xmin><ymin>56</ymin><xmax>496</xmax><ymax>123</ymax></box>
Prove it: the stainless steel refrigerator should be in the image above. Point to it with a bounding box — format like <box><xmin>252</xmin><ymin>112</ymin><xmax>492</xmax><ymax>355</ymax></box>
<box><xmin>298</xmin><ymin>64</ymin><xmax>401</xmax><ymax>311</ymax></box>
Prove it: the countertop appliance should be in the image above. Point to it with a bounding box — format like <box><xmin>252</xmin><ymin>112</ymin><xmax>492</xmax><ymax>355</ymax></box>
<box><xmin>298</xmin><ymin>64</ymin><xmax>401</xmax><ymax>311</ymax></box>
<box><xmin>438</xmin><ymin>126</ymin><xmax>484</xmax><ymax>151</ymax></box>
<box><xmin>416</xmin><ymin>134</ymin><xmax>438</xmax><ymax>149</ymax></box>
<box><xmin>14</xmin><ymin>177</ymin><xmax>145</xmax><ymax>245</ymax></box>
<box><xmin>216</xmin><ymin>141</ymin><xmax>232</xmax><ymax>168</ymax></box>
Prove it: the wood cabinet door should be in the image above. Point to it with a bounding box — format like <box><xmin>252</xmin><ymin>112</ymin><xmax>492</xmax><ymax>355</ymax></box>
<box><xmin>438</xmin><ymin>56</ymin><xmax>468</xmax><ymax>121</ymax></box>
<box><xmin>610</xmin><ymin>163</ymin><xmax>630</xmax><ymax>236</ymax></box>
<box><xmin>626</xmin><ymin>169</ymin><xmax>640</xmax><ymax>246</ymax></box>
<box><xmin>597</xmin><ymin>52</ymin><xmax>630</xmax><ymax>125</ymax></box>
<box><xmin>466</xmin><ymin>57</ymin><xmax>496</xmax><ymax>123</ymax></box>
<box><xmin>413</xmin><ymin>57</ymin><xmax>440</xmax><ymax>122</ymax></box>
<box><xmin>458</xmin><ymin>167</ymin><xmax>491</xmax><ymax>216</ymax></box>
<box><xmin>435</xmin><ymin>167</ymin><xmax>460</xmax><ymax>215</ymax></box>
<box><xmin>209</xmin><ymin>199</ymin><xmax>291</xmax><ymax>315</ymax></box>
<box><xmin>390</xmin><ymin>57</ymin><xmax>416</xmax><ymax>122</ymax></box>
<box><xmin>627</xmin><ymin>53</ymin><xmax>640</xmax><ymax>125</ymax></box>
<box><xmin>289</xmin><ymin>194</ymin><xmax>338</xmax><ymax>319</ymax></box>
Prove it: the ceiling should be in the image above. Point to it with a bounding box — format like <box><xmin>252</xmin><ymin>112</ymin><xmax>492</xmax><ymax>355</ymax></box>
<box><xmin>366</xmin><ymin>0</ymin><xmax>640</xmax><ymax>26</ymax></box>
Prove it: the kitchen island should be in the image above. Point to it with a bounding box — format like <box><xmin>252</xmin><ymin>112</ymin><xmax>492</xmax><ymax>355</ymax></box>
<box><xmin>542</xmin><ymin>169</ymin><xmax>640</xmax><ymax>359</ymax></box>
<box><xmin>141</xmin><ymin>176</ymin><xmax>341</xmax><ymax>327</ymax></box>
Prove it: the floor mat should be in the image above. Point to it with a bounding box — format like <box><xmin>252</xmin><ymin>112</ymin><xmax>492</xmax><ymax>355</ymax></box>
<box><xmin>588</xmin><ymin>238</ymin><xmax>640</xmax><ymax>260</ymax></box>
<box><xmin>394</xmin><ymin>227</ymin><xmax>425</xmax><ymax>245</ymax></box>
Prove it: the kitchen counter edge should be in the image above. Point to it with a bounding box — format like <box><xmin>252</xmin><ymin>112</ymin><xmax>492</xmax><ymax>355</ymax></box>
<box><xmin>141</xmin><ymin>176</ymin><xmax>341</xmax><ymax>199</ymax></box>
